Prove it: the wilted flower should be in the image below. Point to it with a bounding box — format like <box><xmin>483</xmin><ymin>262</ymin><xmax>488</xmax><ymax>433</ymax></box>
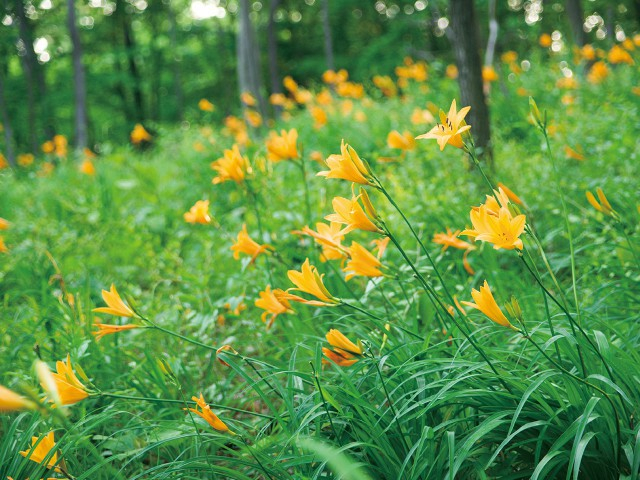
<box><xmin>231</xmin><ymin>224</ymin><xmax>271</xmax><ymax>262</ymax></box>
<box><xmin>198</xmin><ymin>98</ymin><xmax>215</xmax><ymax>112</ymax></box>
<box><xmin>130</xmin><ymin>124</ymin><xmax>152</xmax><ymax>144</ymax></box>
<box><xmin>184</xmin><ymin>200</ymin><xmax>212</xmax><ymax>224</ymax></box>
<box><xmin>216</xmin><ymin>345</ymin><xmax>238</xmax><ymax>367</ymax></box>
<box><xmin>93</xmin><ymin>321</ymin><xmax>141</xmax><ymax>341</ymax></box>
<box><xmin>461</xmin><ymin>280</ymin><xmax>517</xmax><ymax>330</ymax></box>
<box><xmin>0</xmin><ymin>385</ymin><xmax>36</xmax><ymax>412</ymax></box>
<box><xmin>94</xmin><ymin>284</ymin><xmax>135</xmax><ymax>318</ymax></box>
<box><xmin>343</xmin><ymin>241</ymin><xmax>385</xmax><ymax>281</ymax></box>
<box><xmin>20</xmin><ymin>432</ymin><xmax>64</xmax><ymax>473</ymax></box>
<box><xmin>211</xmin><ymin>144</ymin><xmax>252</xmax><ymax>185</ymax></box>
<box><xmin>317</xmin><ymin>140</ymin><xmax>374</xmax><ymax>185</ymax></box>
<box><xmin>322</xmin><ymin>347</ymin><xmax>359</xmax><ymax>367</ymax></box>
<box><xmin>266</xmin><ymin>129</ymin><xmax>298</xmax><ymax>162</ymax></box>
<box><xmin>416</xmin><ymin>99</ymin><xmax>471</xmax><ymax>151</ymax></box>
<box><xmin>187</xmin><ymin>394</ymin><xmax>231</xmax><ymax>433</ymax></box>
<box><xmin>287</xmin><ymin>259</ymin><xmax>339</xmax><ymax>306</ymax></box>
<box><xmin>387</xmin><ymin>130</ymin><xmax>416</xmax><ymax>151</ymax></box>
<box><xmin>255</xmin><ymin>285</ymin><xmax>294</xmax><ymax>329</ymax></box>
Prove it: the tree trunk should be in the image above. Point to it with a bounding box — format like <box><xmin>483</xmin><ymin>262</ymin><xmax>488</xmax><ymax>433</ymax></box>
<box><xmin>321</xmin><ymin>0</ymin><xmax>334</xmax><ymax>71</ymax></box>
<box><xmin>565</xmin><ymin>0</ymin><xmax>585</xmax><ymax>47</ymax></box>
<box><xmin>167</xmin><ymin>0</ymin><xmax>184</xmax><ymax>121</ymax></box>
<box><xmin>267</xmin><ymin>0</ymin><xmax>281</xmax><ymax>116</ymax></box>
<box><xmin>236</xmin><ymin>0</ymin><xmax>266</xmax><ymax>117</ymax></box>
<box><xmin>117</xmin><ymin>0</ymin><xmax>145</xmax><ymax>121</ymax></box>
<box><xmin>67</xmin><ymin>0</ymin><xmax>89</xmax><ymax>150</ymax></box>
<box><xmin>14</xmin><ymin>0</ymin><xmax>38</xmax><ymax>151</ymax></box>
<box><xmin>449</xmin><ymin>0</ymin><xmax>492</xmax><ymax>161</ymax></box>
<box><xmin>0</xmin><ymin>71</ymin><xmax>16</xmax><ymax>166</ymax></box>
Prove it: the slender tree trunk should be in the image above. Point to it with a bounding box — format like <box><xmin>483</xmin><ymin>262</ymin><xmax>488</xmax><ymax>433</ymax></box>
<box><xmin>635</xmin><ymin>0</ymin><xmax>640</xmax><ymax>26</ymax></box>
<box><xmin>449</xmin><ymin>0</ymin><xmax>492</xmax><ymax>161</ymax></box>
<box><xmin>565</xmin><ymin>0</ymin><xmax>585</xmax><ymax>47</ymax></box>
<box><xmin>0</xmin><ymin>71</ymin><xmax>16</xmax><ymax>166</ymax></box>
<box><xmin>14</xmin><ymin>0</ymin><xmax>37</xmax><ymax>151</ymax></box>
<box><xmin>67</xmin><ymin>0</ymin><xmax>88</xmax><ymax>150</ymax></box>
<box><xmin>267</xmin><ymin>0</ymin><xmax>281</xmax><ymax>116</ymax></box>
<box><xmin>167</xmin><ymin>0</ymin><xmax>183</xmax><ymax>120</ymax></box>
<box><xmin>484</xmin><ymin>0</ymin><xmax>498</xmax><ymax>66</ymax></box>
<box><xmin>321</xmin><ymin>0</ymin><xmax>334</xmax><ymax>71</ymax></box>
<box><xmin>237</xmin><ymin>0</ymin><xmax>266</xmax><ymax>117</ymax></box>
<box><xmin>117</xmin><ymin>0</ymin><xmax>144</xmax><ymax>121</ymax></box>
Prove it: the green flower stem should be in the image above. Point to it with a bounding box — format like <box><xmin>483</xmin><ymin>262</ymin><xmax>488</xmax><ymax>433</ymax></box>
<box><xmin>245</xmin><ymin>180</ymin><xmax>276</xmax><ymax>286</ymax></box>
<box><xmin>296</xmin><ymin>149</ymin><xmax>313</xmax><ymax>224</ymax></box>
<box><xmin>240</xmin><ymin>435</ymin><xmax>277</xmax><ymax>480</ymax></box>
<box><xmin>341</xmin><ymin>300</ymin><xmax>424</xmax><ymax>341</ymax></box>
<box><xmin>98</xmin><ymin>392</ymin><xmax>274</xmax><ymax>419</ymax></box>
<box><xmin>310</xmin><ymin>361</ymin><xmax>341</xmax><ymax>446</ymax></box>
<box><xmin>619</xmin><ymin>226</ymin><xmax>640</xmax><ymax>270</ymax></box>
<box><xmin>150</xmin><ymin>322</ymin><xmax>218</xmax><ymax>352</ymax></box>
<box><xmin>466</xmin><ymin>146</ymin><xmax>495</xmax><ymax>192</ymax></box>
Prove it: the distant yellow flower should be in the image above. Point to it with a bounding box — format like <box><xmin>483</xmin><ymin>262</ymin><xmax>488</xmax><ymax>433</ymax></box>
<box><xmin>580</xmin><ymin>44</ymin><xmax>596</xmax><ymax>61</ymax></box>
<box><xmin>53</xmin><ymin>135</ymin><xmax>67</xmax><ymax>158</ymax></box>
<box><xmin>287</xmin><ymin>259</ymin><xmax>339</xmax><ymax>306</ymax></box>
<box><xmin>445</xmin><ymin>64</ymin><xmax>458</xmax><ymax>79</ymax></box>
<box><xmin>343</xmin><ymin>241</ymin><xmax>385</xmax><ymax>281</ymax></box>
<box><xmin>564</xmin><ymin>145</ymin><xmax>585</xmax><ymax>161</ymax></box>
<box><xmin>93</xmin><ymin>321</ymin><xmax>141</xmax><ymax>341</ymax></box>
<box><xmin>0</xmin><ymin>385</ymin><xmax>36</xmax><ymax>412</ymax></box>
<box><xmin>79</xmin><ymin>159</ymin><xmax>96</xmax><ymax>176</ymax></box>
<box><xmin>373</xmin><ymin>75</ymin><xmax>397</xmax><ymax>97</ymax></box>
<box><xmin>461</xmin><ymin>203</ymin><xmax>526</xmax><ymax>250</ymax></box>
<box><xmin>556</xmin><ymin>76</ymin><xmax>578</xmax><ymax>89</ymax></box>
<box><xmin>42</xmin><ymin>140</ymin><xmax>55</xmax><ymax>154</ymax></box>
<box><xmin>283</xmin><ymin>76</ymin><xmax>298</xmax><ymax>93</ymax></box>
<box><xmin>387</xmin><ymin>130</ymin><xmax>416</xmax><ymax>151</ymax></box>
<box><xmin>309</xmin><ymin>150</ymin><xmax>324</xmax><ymax>164</ymax></box>
<box><xmin>255</xmin><ymin>285</ymin><xmax>294</xmax><ymax>329</ymax></box>
<box><xmin>322</xmin><ymin>347</ymin><xmax>359</xmax><ymax>367</ymax></box>
<box><xmin>0</xmin><ymin>153</ymin><xmax>8</xmax><ymax>169</ymax></box>
<box><xmin>270</xmin><ymin>93</ymin><xmax>287</xmax><ymax>106</ymax></box>
<box><xmin>45</xmin><ymin>355</ymin><xmax>89</xmax><ymax>405</ymax></box>
<box><xmin>370</xmin><ymin>236</ymin><xmax>390</xmax><ymax>259</ymax></box>
<box><xmin>198</xmin><ymin>98</ymin><xmax>215</xmax><ymax>112</ymax></box>
<box><xmin>586</xmin><ymin>188</ymin><xmax>618</xmax><ymax>218</ymax></box>
<box><xmin>496</xmin><ymin>183</ymin><xmax>524</xmax><ymax>206</ymax></box>
<box><xmin>461</xmin><ymin>280</ymin><xmax>516</xmax><ymax>329</ymax></box>
<box><xmin>292</xmin><ymin>222</ymin><xmax>347</xmax><ymax>262</ymax></box>
<box><xmin>587</xmin><ymin>61</ymin><xmax>609</xmax><ymax>84</ymax></box>
<box><xmin>0</xmin><ymin>236</ymin><xmax>7</xmax><ymax>254</ymax></box>
<box><xmin>20</xmin><ymin>432</ymin><xmax>63</xmax><ymax>472</ymax></box>
<box><xmin>325</xmin><ymin>191</ymin><xmax>383</xmax><ymax>234</ymax></box>
<box><xmin>266</xmin><ymin>129</ymin><xmax>299</xmax><ymax>162</ymax></box>
<box><xmin>608</xmin><ymin>44</ymin><xmax>634</xmax><ymax>64</ymax></box>
<box><xmin>326</xmin><ymin>328</ymin><xmax>362</xmax><ymax>355</ymax></box>
<box><xmin>316</xmin><ymin>89</ymin><xmax>333</xmax><ymax>105</ymax></box>
<box><xmin>240</xmin><ymin>91</ymin><xmax>256</xmax><ymax>106</ymax></box>
<box><xmin>37</xmin><ymin>162</ymin><xmax>55</xmax><ymax>177</ymax></box>
<box><xmin>317</xmin><ymin>140</ymin><xmax>374</xmax><ymax>185</ymax></box>
<box><xmin>131</xmin><ymin>124</ymin><xmax>152</xmax><ymax>144</ymax></box>
<box><xmin>336</xmin><ymin>81</ymin><xmax>364</xmax><ymax>99</ymax></box>
<box><xmin>416</xmin><ymin>99</ymin><xmax>471</xmax><ymax>151</ymax></box>
<box><xmin>230</xmin><ymin>224</ymin><xmax>271</xmax><ymax>262</ymax></box>
<box><xmin>18</xmin><ymin>153</ymin><xmax>34</xmax><ymax>167</ymax></box>
<box><xmin>0</xmin><ymin>217</ymin><xmax>10</xmax><ymax>230</ymax></box>
<box><xmin>187</xmin><ymin>394</ymin><xmax>231</xmax><ymax>433</ymax></box>
<box><xmin>211</xmin><ymin>144</ymin><xmax>251</xmax><ymax>185</ymax></box>
<box><xmin>184</xmin><ymin>200</ymin><xmax>212</xmax><ymax>224</ymax></box>
<box><xmin>311</xmin><ymin>106</ymin><xmax>327</xmax><ymax>129</ymax></box>
<box><xmin>294</xmin><ymin>89</ymin><xmax>313</xmax><ymax>104</ymax></box>
<box><xmin>501</xmin><ymin>51</ymin><xmax>518</xmax><ymax>63</ymax></box>
<box><xmin>539</xmin><ymin>33</ymin><xmax>552</xmax><ymax>48</ymax></box>
<box><xmin>245</xmin><ymin>110</ymin><xmax>262</xmax><ymax>127</ymax></box>
<box><xmin>433</xmin><ymin>228</ymin><xmax>475</xmax><ymax>251</ymax></box>
<box><xmin>410</xmin><ymin>108</ymin><xmax>435</xmax><ymax>126</ymax></box>
<box><xmin>94</xmin><ymin>284</ymin><xmax>135</xmax><ymax>318</ymax></box>
<box><xmin>482</xmin><ymin>65</ymin><xmax>499</xmax><ymax>83</ymax></box>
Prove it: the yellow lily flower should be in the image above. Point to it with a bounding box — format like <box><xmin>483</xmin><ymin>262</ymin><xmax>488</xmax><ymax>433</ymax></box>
<box><xmin>326</xmin><ymin>328</ymin><xmax>362</xmax><ymax>355</ymax></box>
<box><xmin>184</xmin><ymin>200</ymin><xmax>212</xmax><ymax>224</ymax></box>
<box><xmin>433</xmin><ymin>228</ymin><xmax>475</xmax><ymax>251</ymax></box>
<box><xmin>461</xmin><ymin>280</ymin><xmax>517</xmax><ymax>330</ymax></box>
<box><xmin>387</xmin><ymin>130</ymin><xmax>416</xmax><ymax>151</ymax></box>
<box><xmin>287</xmin><ymin>259</ymin><xmax>339</xmax><ymax>306</ymax></box>
<box><xmin>292</xmin><ymin>222</ymin><xmax>347</xmax><ymax>262</ymax></box>
<box><xmin>496</xmin><ymin>183</ymin><xmax>524</xmax><ymax>206</ymax></box>
<box><xmin>255</xmin><ymin>285</ymin><xmax>294</xmax><ymax>329</ymax></box>
<box><xmin>266</xmin><ymin>129</ymin><xmax>299</xmax><ymax>162</ymax></box>
<box><xmin>0</xmin><ymin>217</ymin><xmax>12</xmax><ymax>230</ymax></box>
<box><xmin>49</xmin><ymin>354</ymin><xmax>89</xmax><ymax>405</ymax></box>
<box><xmin>343</xmin><ymin>241</ymin><xmax>385</xmax><ymax>281</ymax></box>
<box><xmin>93</xmin><ymin>321</ymin><xmax>142</xmax><ymax>341</ymax></box>
<box><xmin>0</xmin><ymin>236</ymin><xmax>7</xmax><ymax>254</ymax></box>
<box><xmin>325</xmin><ymin>191</ymin><xmax>383</xmax><ymax>234</ymax></box>
<box><xmin>416</xmin><ymin>99</ymin><xmax>471</xmax><ymax>151</ymax></box>
<box><xmin>230</xmin><ymin>224</ymin><xmax>271</xmax><ymax>262</ymax></box>
<box><xmin>0</xmin><ymin>385</ymin><xmax>36</xmax><ymax>412</ymax></box>
<box><xmin>186</xmin><ymin>394</ymin><xmax>231</xmax><ymax>433</ymax></box>
<box><xmin>322</xmin><ymin>347</ymin><xmax>359</xmax><ymax>367</ymax></box>
<box><xmin>130</xmin><ymin>124</ymin><xmax>152</xmax><ymax>144</ymax></box>
<box><xmin>461</xmin><ymin>204</ymin><xmax>526</xmax><ymax>250</ymax></box>
<box><xmin>317</xmin><ymin>140</ymin><xmax>374</xmax><ymax>185</ymax></box>
<box><xmin>94</xmin><ymin>284</ymin><xmax>135</xmax><ymax>318</ymax></box>
<box><xmin>20</xmin><ymin>431</ymin><xmax>64</xmax><ymax>473</ymax></box>
<box><xmin>198</xmin><ymin>98</ymin><xmax>215</xmax><ymax>112</ymax></box>
<box><xmin>79</xmin><ymin>159</ymin><xmax>96</xmax><ymax>176</ymax></box>
<box><xmin>586</xmin><ymin>188</ymin><xmax>618</xmax><ymax>218</ymax></box>
<box><xmin>211</xmin><ymin>144</ymin><xmax>252</xmax><ymax>185</ymax></box>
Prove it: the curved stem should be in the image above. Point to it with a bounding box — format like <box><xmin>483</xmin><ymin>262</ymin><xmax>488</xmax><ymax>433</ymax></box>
<box><xmin>372</xmin><ymin>357</ymin><xmax>410</xmax><ymax>454</ymax></box>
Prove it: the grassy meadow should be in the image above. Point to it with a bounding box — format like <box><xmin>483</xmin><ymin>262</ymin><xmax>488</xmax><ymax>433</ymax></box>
<box><xmin>1</xmin><ymin>44</ymin><xmax>640</xmax><ymax>479</ymax></box>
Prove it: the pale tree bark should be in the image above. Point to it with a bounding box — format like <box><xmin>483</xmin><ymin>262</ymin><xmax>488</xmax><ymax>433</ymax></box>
<box><xmin>565</xmin><ymin>0</ymin><xmax>586</xmax><ymax>47</ymax></box>
<box><xmin>0</xmin><ymin>71</ymin><xmax>16</xmax><ymax>166</ymax></box>
<box><xmin>484</xmin><ymin>0</ymin><xmax>498</xmax><ymax>66</ymax></box>
<box><xmin>321</xmin><ymin>0</ymin><xmax>334</xmax><ymax>71</ymax></box>
<box><xmin>449</xmin><ymin>0</ymin><xmax>492</xmax><ymax>162</ymax></box>
<box><xmin>267</xmin><ymin>0</ymin><xmax>281</xmax><ymax>115</ymax></box>
<box><xmin>237</xmin><ymin>0</ymin><xmax>266</xmax><ymax>117</ymax></box>
<box><xmin>167</xmin><ymin>0</ymin><xmax>184</xmax><ymax>120</ymax></box>
<box><xmin>67</xmin><ymin>0</ymin><xmax>89</xmax><ymax>150</ymax></box>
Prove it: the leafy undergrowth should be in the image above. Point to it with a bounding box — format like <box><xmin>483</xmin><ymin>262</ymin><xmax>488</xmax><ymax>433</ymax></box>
<box><xmin>1</xmin><ymin>48</ymin><xmax>639</xmax><ymax>479</ymax></box>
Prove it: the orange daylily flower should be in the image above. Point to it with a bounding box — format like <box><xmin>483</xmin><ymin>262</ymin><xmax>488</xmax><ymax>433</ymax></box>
<box><xmin>20</xmin><ymin>432</ymin><xmax>64</xmax><ymax>473</ymax></box>
<box><xmin>130</xmin><ymin>124</ymin><xmax>152</xmax><ymax>144</ymax></box>
<box><xmin>49</xmin><ymin>354</ymin><xmax>90</xmax><ymax>405</ymax></box>
<box><xmin>0</xmin><ymin>385</ymin><xmax>37</xmax><ymax>412</ymax></box>
<box><xmin>325</xmin><ymin>190</ymin><xmax>383</xmax><ymax>234</ymax></box>
<box><xmin>343</xmin><ymin>241</ymin><xmax>385</xmax><ymax>281</ymax></box>
<box><xmin>387</xmin><ymin>130</ymin><xmax>416</xmax><ymax>151</ymax></box>
<box><xmin>0</xmin><ymin>236</ymin><xmax>8</xmax><ymax>253</ymax></box>
<box><xmin>586</xmin><ymin>188</ymin><xmax>618</xmax><ymax>218</ymax></box>
<box><xmin>93</xmin><ymin>321</ymin><xmax>142</xmax><ymax>341</ymax></box>
<box><xmin>326</xmin><ymin>328</ymin><xmax>362</xmax><ymax>355</ymax></box>
<box><xmin>539</xmin><ymin>33</ymin><xmax>552</xmax><ymax>47</ymax></box>
<box><xmin>461</xmin><ymin>204</ymin><xmax>526</xmax><ymax>251</ymax></box>
<box><xmin>287</xmin><ymin>259</ymin><xmax>339</xmax><ymax>306</ymax></box>
<box><xmin>461</xmin><ymin>280</ymin><xmax>517</xmax><ymax>330</ymax></box>
<box><xmin>211</xmin><ymin>144</ymin><xmax>252</xmax><ymax>185</ymax></box>
<box><xmin>230</xmin><ymin>224</ymin><xmax>271</xmax><ymax>262</ymax></box>
<box><xmin>416</xmin><ymin>99</ymin><xmax>471</xmax><ymax>151</ymax></box>
<box><xmin>496</xmin><ymin>183</ymin><xmax>524</xmax><ymax>206</ymax></box>
<box><xmin>198</xmin><ymin>98</ymin><xmax>215</xmax><ymax>112</ymax></box>
<box><xmin>94</xmin><ymin>284</ymin><xmax>135</xmax><ymax>318</ymax></box>
<box><xmin>255</xmin><ymin>285</ymin><xmax>294</xmax><ymax>329</ymax></box>
<box><xmin>370</xmin><ymin>236</ymin><xmax>390</xmax><ymax>259</ymax></box>
<box><xmin>292</xmin><ymin>222</ymin><xmax>347</xmax><ymax>262</ymax></box>
<box><xmin>0</xmin><ymin>218</ymin><xmax>10</xmax><ymax>231</ymax></box>
<box><xmin>482</xmin><ymin>65</ymin><xmax>499</xmax><ymax>83</ymax></box>
<box><xmin>186</xmin><ymin>394</ymin><xmax>231</xmax><ymax>433</ymax></box>
<box><xmin>79</xmin><ymin>159</ymin><xmax>96</xmax><ymax>175</ymax></box>
<box><xmin>266</xmin><ymin>129</ymin><xmax>299</xmax><ymax>162</ymax></box>
<box><xmin>317</xmin><ymin>140</ymin><xmax>374</xmax><ymax>185</ymax></box>
<box><xmin>184</xmin><ymin>200</ymin><xmax>212</xmax><ymax>224</ymax></box>
<box><xmin>322</xmin><ymin>347</ymin><xmax>359</xmax><ymax>367</ymax></box>
<box><xmin>433</xmin><ymin>228</ymin><xmax>475</xmax><ymax>251</ymax></box>
<box><xmin>564</xmin><ymin>145</ymin><xmax>585</xmax><ymax>161</ymax></box>
<box><xmin>240</xmin><ymin>91</ymin><xmax>256</xmax><ymax>106</ymax></box>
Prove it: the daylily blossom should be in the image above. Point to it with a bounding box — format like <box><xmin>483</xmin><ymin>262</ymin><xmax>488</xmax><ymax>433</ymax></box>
<box><xmin>79</xmin><ymin>159</ymin><xmax>96</xmax><ymax>175</ymax></box>
<box><xmin>211</xmin><ymin>144</ymin><xmax>252</xmax><ymax>185</ymax></box>
<box><xmin>586</xmin><ymin>188</ymin><xmax>618</xmax><ymax>218</ymax></box>
<box><xmin>20</xmin><ymin>432</ymin><xmax>64</xmax><ymax>473</ymax></box>
<box><xmin>0</xmin><ymin>236</ymin><xmax>7</xmax><ymax>253</ymax></box>
<box><xmin>230</xmin><ymin>224</ymin><xmax>271</xmax><ymax>262</ymax></box>
<box><xmin>266</xmin><ymin>129</ymin><xmax>299</xmax><ymax>162</ymax></box>
<box><xmin>461</xmin><ymin>280</ymin><xmax>517</xmax><ymax>330</ymax></box>
<box><xmin>93</xmin><ymin>321</ymin><xmax>142</xmax><ymax>341</ymax></box>
<box><xmin>322</xmin><ymin>347</ymin><xmax>359</xmax><ymax>367</ymax></box>
<box><xmin>0</xmin><ymin>385</ymin><xmax>36</xmax><ymax>412</ymax></box>
<box><xmin>416</xmin><ymin>99</ymin><xmax>471</xmax><ymax>151</ymax></box>
<box><xmin>240</xmin><ymin>91</ymin><xmax>256</xmax><ymax>106</ymax></box>
<box><xmin>317</xmin><ymin>140</ymin><xmax>374</xmax><ymax>185</ymax></box>
<box><xmin>343</xmin><ymin>241</ymin><xmax>385</xmax><ymax>281</ymax></box>
<box><xmin>130</xmin><ymin>124</ymin><xmax>152</xmax><ymax>144</ymax></box>
<box><xmin>287</xmin><ymin>259</ymin><xmax>339</xmax><ymax>306</ymax></box>
<box><xmin>325</xmin><ymin>190</ymin><xmax>383</xmax><ymax>234</ymax></box>
<box><xmin>496</xmin><ymin>183</ymin><xmax>524</xmax><ymax>206</ymax></box>
<box><xmin>184</xmin><ymin>200</ymin><xmax>212</xmax><ymax>224</ymax></box>
<box><xmin>461</xmin><ymin>204</ymin><xmax>526</xmax><ymax>250</ymax></box>
<box><xmin>255</xmin><ymin>285</ymin><xmax>294</xmax><ymax>329</ymax></box>
<box><xmin>326</xmin><ymin>329</ymin><xmax>362</xmax><ymax>355</ymax></box>
<box><xmin>0</xmin><ymin>217</ymin><xmax>11</xmax><ymax>231</ymax></box>
<box><xmin>292</xmin><ymin>222</ymin><xmax>347</xmax><ymax>262</ymax></box>
<box><xmin>49</xmin><ymin>354</ymin><xmax>90</xmax><ymax>405</ymax></box>
<box><xmin>94</xmin><ymin>284</ymin><xmax>135</xmax><ymax>318</ymax></box>
<box><xmin>186</xmin><ymin>394</ymin><xmax>231</xmax><ymax>433</ymax></box>
<box><xmin>433</xmin><ymin>228</ymin><xmax>475</xmax><ymax>251</ymax></box>
<box><xmin>370</xmin><ymin>236</ymin><xmax>390</xmax><ymax>259</ymax></box>
<box><xmin>387</xmin><ymin>130</ymin><xmax>416</xmax><ymax>151</ymax></box>
<box><xmin>198</xmin><ymin>98</ymin><xmax>215</xmax><ymax>112</ymax></box>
